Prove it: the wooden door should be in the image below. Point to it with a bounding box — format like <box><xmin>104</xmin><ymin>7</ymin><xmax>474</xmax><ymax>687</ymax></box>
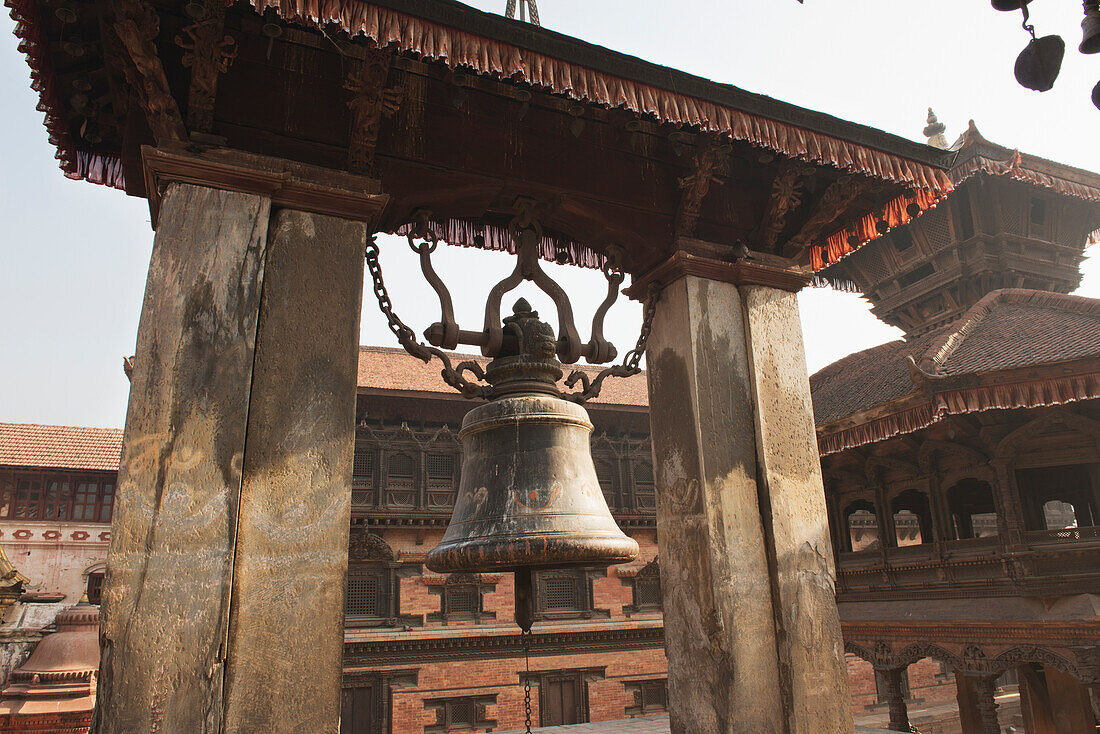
<box><xmin>541</xmin><ymin>674</ymin><xmax>584</xmax><ymax>726</ymax></box>
<box><xmin>340</xmin><ymin>685</ymin><xmax>378</xmax><ymax>734</ymax></box>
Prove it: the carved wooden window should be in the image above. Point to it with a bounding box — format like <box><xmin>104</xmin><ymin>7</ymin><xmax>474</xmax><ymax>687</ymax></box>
<box><xmin>625</xmin><ymin>679</ymin><xmax>668</xmax><ymax>716</ymax></box>
<box><xmin>352</xmin><ymin>447</ymin><xmax>377</xmax><ymax>507</ymax></box>
<box><xmin>385</xmin><ymin>452</ymin><xmax>418</xmax><ymax>509</ymax></box>
<box><xmin>844</xmin><ymin>500</ymin><xmax>880</xmax><ymax>552</ymax></box>
<box><xmin>426</xmin><ymin>453</ymin><xmax>457</xmax><ymax>510</ymax></box>
<box><xmin>429</xmin><ymin>573</ymin><xmax>496</xmax><ymax>624</ymax></box>
<box><xmin>892</xmin><ymin>228</ymin><xmax>916</xmax><ymax>253</ymax></box>
<box><xmin>946</xmin><ymin>479</ymin><xmax>999</xmax><ymax>539</ymax></box>
<box><xmin>530</xmin><ymin>569</ymin><xmax>607</xmax><ymax>622</ymax></box>
<box><xmin>594</xmin><ymin>458</ymin><xmax>618</xmax><ymax>511</ymax></box>
<box><xmin>1029</xmin><ymin>197</ymin><xmax>1051</xmax><ymax>240</ymax></box>
<box><xmin>5</xmin><ymin>473</ymin><xmax>114</xmax><ymax>523</ymax></box>
<box><xmin>424</xmin><ymin>694</ymin><xmax>496</xmax><ymax>733</ymax></box>
<box><xmin>98</xmin><ymin>482</ymin><xmax>114</xmax><ymax>522</ymax></box>
<box><xmin>890</xmin><ymin>490</ymin><xmax>933</xmax><ymax>546</ymax></box>
<box><xmin>346</xmin><ymin>566</ymin><xmax>389</xmax><ymax>618</ymax></box>
<box><xmin>631</xmin><ymin>458</ymin><xmax>655</xmax><ymax>511</ymax></box>
<box><xmin>86</xmin><ymin>572</ymin><xmax>104</xmax><ymax>605</ymax></box>
<box><xmin>624</xmin><ymin>558</ymin><xmax>661</xmax><ymax>616</ymax></box>
<box><xmin>1017</xmin><ymin>464</ymin><xmax>1099</xmax><ymax>533</ymax></box>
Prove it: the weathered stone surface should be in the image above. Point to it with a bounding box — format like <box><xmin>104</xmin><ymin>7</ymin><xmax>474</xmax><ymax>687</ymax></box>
<box><xmin>94</xmin><ymin>183</ymin><xmax>271</xmax><ymax>734</ymax></box>
<box><xmin>645</xmin><ymin>275</ymin><xmax>784</xmax><ymax>734</ymax></box>
<box><xmin>222</xmin><ymin>210</ymin><xmax>366</xmax><ymax>733</ymax></box>
<box><xmin>741</xmin><ymin>285</ymin><xmax>854</xmax><ymax>734</ymax></box>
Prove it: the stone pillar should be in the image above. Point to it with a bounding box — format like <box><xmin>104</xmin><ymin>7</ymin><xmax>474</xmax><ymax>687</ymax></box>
<box><xmin>1043</xmin><ymin>666</ymin><xmax>1098</xmax><ymax>734</ymax></box>
<box><xmin>221</xmin><ymin>209</ymin><xmax>366</xmax><ymax>732</ymax></box>
<box><xmin>955</xmin><ymin>672</ymin><xmax>1000</xmax><ymax>734</ymax></box>
<box><xmin>639</xmin><ymin>249</ymin><xmax>851</xmax><ymax>734</ymax></box>
<box><xmin>878</xmin><ymin>667</ymin><xmax>911</xmax><ymax>733</ymax></box>
<box><xmin>95</xmin><ymin>146</ymin><xmax>386</xmax><ymax>734</ymax></box>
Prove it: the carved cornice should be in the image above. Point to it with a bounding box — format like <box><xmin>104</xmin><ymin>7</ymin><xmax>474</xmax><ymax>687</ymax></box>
<box><xmin>141</xmin><ymin>144</ymin><xmax>388</xmax><ymax>227</ymax></box>
<box><xmin>624</xmin><ymin>248</ymin><xmax>812</xmax><ymax>299</ymax></box>
<box><xmin>344</xmin><ymin>625</ymin><xmax>664</xmax><ymax>665</ymax></box>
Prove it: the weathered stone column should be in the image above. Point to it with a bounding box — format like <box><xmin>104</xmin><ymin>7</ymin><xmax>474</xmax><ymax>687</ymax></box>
<box><xmin>878</xmin><ymin>667</ymin><xmax>911</xmax><ymax>733</ymax></box>
<box><xmin>95</xmin><ymin>145</ymin><xmax>386</xmax><ymax>734</ymax></box>
<box><xmin>637</xmin><ymin>247</ymin><xmax>852</xmax><ymax>734</ymax></box>
<box><xmin>222</xmin><ymin>208</ymin><xmax>367</xmax><ymax>732</ymax></box>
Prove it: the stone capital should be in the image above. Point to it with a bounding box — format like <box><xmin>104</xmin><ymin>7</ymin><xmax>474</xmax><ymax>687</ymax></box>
<box><xmin>624</xmin><ymin>237</ymin><xmax>812</xmax><ymax>300</ymax></box>
<box><xmin>141</xmin><ymin>143</ymin><xmax>389</xmax><ymax>228</ymax></box>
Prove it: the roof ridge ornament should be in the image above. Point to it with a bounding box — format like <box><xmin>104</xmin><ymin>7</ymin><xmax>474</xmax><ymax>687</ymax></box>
<box><xmin>505</xmin><ymin>0</ymin><xmax>540</xmax><ymax>26</ymax></box>
<box><xmin>923</xmin><ymin>109</ymin><xmax>949</xmax><ymax>150</ymax></box>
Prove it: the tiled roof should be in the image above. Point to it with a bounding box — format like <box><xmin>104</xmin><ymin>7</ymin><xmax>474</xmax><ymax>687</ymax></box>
<box><xmin>810</xmin><ymin>289</ymin><xmax>1100</xmax><ymax>430</ymax></box>
<box><xmin>809</xmin><ymin>330</ymin><xmax>943</xmax><ymax>427</ymax></box>
<box><xmin>0</xmin><ymin>423</ymin><xmax>123</xmax><ymax>472</ymax></box>
<box><xmin>356</xmin><ymin>346</ymin><xmax>649</xmax><ymax>408</ymax></box>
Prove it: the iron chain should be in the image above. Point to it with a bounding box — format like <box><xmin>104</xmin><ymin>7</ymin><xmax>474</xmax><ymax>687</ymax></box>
<box><xmin>366</xmin><ymin>236</ymin><xmax>420</xmax><ymax>350</ymax></box>
<box><xmin>522</xmin><ymin>627</ymin><xmax>533</xmax><ymax>734</ymax></box>
<box><xmin>624</xmin><ymin>284</ymin><xmax>660</xmax><ymax>372</ymax></box>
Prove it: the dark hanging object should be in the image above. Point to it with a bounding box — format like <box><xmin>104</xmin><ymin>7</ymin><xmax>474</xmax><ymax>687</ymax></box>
<box><xmin>1081</xmin><ymin>1</ymin><xmax>1100</xmax><ymax>54</ymax></box>
<box><xmin>1092</xmin><ymin>79</ymin><xmax>1100</xmax><ymax>109</ymax></box>
<box><xmin>992</xmin><ymin>0</ymin><xmax>1031</xmax><ymax>9</ymax></box>
<box><xmin>1015</xmin><ymin>35</ymin><xmax>1065</xmax><ymax>91</ymax></box>
<box><xmin>906</xmin><ymin>202</ymin><xmax>922</xmax><ymax>218</ymax></box>
<box><xmin>425</xmin><ymin>299</ymin><xmax>638</xmax><ymax>619</ymax></box>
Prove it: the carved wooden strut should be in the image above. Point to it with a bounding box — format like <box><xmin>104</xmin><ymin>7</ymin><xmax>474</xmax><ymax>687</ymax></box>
<box><xmin>674</xmin><ymin>133</ymin><xmax>729</xmax><ymax>239</ymax></box>
<box><xmin>175</xmin><ymin>0</ymin><xmax>237</xmax><ymax>134</ymax></box>
<box><xmin>345</xmin><ymin>47</ymin><xmax>403</xmax><ymax>177</ymax></box>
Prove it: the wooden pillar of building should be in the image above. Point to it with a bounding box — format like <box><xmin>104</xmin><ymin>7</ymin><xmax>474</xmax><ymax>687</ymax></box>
<box><xmin>1019</xmin><ymin>663</ymin><xmax>1058</xmax><ymax>734</ymax></box>
<box><xmin>878</xmin><ymin>667</ymin><xmax>911</xmax><ymax>733</ymax></box>
<box><xmin>642</xmin><ymin>251</ymin><xmax>852</xmax><ymax>734</ymax></box>
<box><xmin>1044</xmin><ymin>666</ymin><xmax>1098</xmax><ymax>734</ymax></box>
<box><xmin>95</xmin><ymin>146</ymin><xmax>386</xmax><ymax>734</ymax></box>
<box><xmin>955</xmin><ymin>671</ymin><xmax>1000</xmax><ymax>734</ymax></box>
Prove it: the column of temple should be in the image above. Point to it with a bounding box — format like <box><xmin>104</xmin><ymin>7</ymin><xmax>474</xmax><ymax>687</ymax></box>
<box><xmin>877</xmin><ymin>666</ymin><xmax>912</xmax><ymax>733</ymax></box>
<box><xmin>641</xmin><ymin>246</ymin><xmax>852</xmax><ymax>734</ymax></box>
<box><xmin>95</xmin><ymin>146</ymin><xmax>386</xmax><ymax>734</ymax></box>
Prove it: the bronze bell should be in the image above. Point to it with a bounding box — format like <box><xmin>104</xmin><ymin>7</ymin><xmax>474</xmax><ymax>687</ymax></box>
<box><xmin>1081</xmin><ymin>2</ymin><xmax>1100</xmax><ymax>54</ymax></box>
<box><xmin>426</xmin><ymin>299</ymin><xmax>638</xmax><ymax>626</ymax></box>
<box><xmin>1015</xmin><ymin>34</ymin><xmax>1065</xmax><ymax>91</ymax></box>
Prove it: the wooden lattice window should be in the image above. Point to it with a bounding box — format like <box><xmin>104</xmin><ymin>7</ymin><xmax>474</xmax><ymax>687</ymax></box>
<box><xmin>424</xmin><ymin>695</ymin><xmax>497</xmax><ymax>733</ymax></box>
<box><xmin>445</xmin><ymin>584</ymin><xmax>478</xmax><ymax>614</ymax></box>
<box><xmin>595</xmin><ymin>459</ymin><xmax>618</xmax><ymax>510</ymax></box>
<box><xmin>346</xmin><ymin>567</ymin><xmax>388</xmax><ymax>618</ymax></box>
<box><xmin>625</xmin><ymin>679</ymin><xmax>668</xmax><ymax>716</ymax></box>
<box><xmin>354</xmin><ymin>448</ymin><xmax>376</xmax><ymax>480</ymax></box>
<box><xmin>631</xmin><ymin>458</ymin><xmax>655</xmax><ymax>511</ymax></box>
<box><xmin>634</xmin><ymin>575</ymin><xmax>660</xmax><ymax>608</ymax></box>
<box><xmin>387</xmin><ymin>453</ymin><xmax>417</xmax><ymax>488</ymax></box>
<box><xmin>427</xmin><ymin>454</ymin><xmax>456</xmax><ymax>488</ymax></box>
<box><xmin>530</xmin><ymin>569</ymin><xmax>608</xmax><ymax>621</ymax></box>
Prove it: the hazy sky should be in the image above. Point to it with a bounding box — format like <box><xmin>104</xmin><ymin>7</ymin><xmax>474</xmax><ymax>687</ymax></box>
<box><xmin>2</xmin><ymin>0</ymin><xmax>1100</xmax><ymax>429</ymax></box>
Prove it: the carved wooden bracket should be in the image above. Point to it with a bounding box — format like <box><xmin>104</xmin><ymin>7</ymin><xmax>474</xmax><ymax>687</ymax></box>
<box><xmin>345</xmin><ymin>47</ymin><xmax>403</xmax><ymax>176</ymax></box>
<box><xmin>784</xmin><ymin>175</ymin><xmax>871</xmax><ymax>256</ymax></box>
<box><xmin>106</xmin><ymin>0</ymin><xmax>186</xmax><ymax>143</ymax></box>
<box><xmin>673</xmin><ymin>133</ymin><xmax>730</xmax><ymax>239</ymax></box>
<box><xmin>175</xmin><ymin>0</ymin><xmax>237</xmax><ymax>134</ymax></box>
<box><xmin>756</xmin><ymin>161</ymin><xmax>808</xmax><ymax>252</ymax></box>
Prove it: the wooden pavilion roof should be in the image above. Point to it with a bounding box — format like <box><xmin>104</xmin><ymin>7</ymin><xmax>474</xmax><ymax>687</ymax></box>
<box><xmin>9</xmin><ymin>0</ymin><xmax>957</xmax><ymax>274</ymax></box>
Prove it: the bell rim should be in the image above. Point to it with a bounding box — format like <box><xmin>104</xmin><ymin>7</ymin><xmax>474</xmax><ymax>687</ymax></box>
<box><xmin>425</xmin><ymin>535</ymin><xmax>640</xmax><ymax>574</ymax></box>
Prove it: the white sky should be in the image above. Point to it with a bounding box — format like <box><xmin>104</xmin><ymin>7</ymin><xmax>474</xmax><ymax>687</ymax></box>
<box><xmin>2</xmin><ymin>0</ymin><xmax>1100</xmax><ymax>429</ymax></box>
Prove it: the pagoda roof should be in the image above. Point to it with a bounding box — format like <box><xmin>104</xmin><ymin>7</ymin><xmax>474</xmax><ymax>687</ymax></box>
<box><xmin>810</xmin><ymin>289</ymin><xmax>1100</xmax><ymax>456</ymax></box>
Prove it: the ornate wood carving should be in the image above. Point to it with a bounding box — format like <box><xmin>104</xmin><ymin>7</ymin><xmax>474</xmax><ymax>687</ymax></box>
<box><xmin>174</xmin><ymin>0</ymin><xmax>237</xmax><ymax>134</ymax></box>
<box><xmin>345</xmin><ymin>47</ymin><xmax>403</xmax><ymax>177</ymax></box>
<box><xmin>673</xmin><ymin>134</ymin><xmax>729</xmax><ymax>239</ymax></box>
<box><xmin>349</xmin><ymin>530</ymin><xmax>395</xmax><ymax>561</ymax></box>
<box><xmin>784</xmin><ymin>175</ymin><xmax>871</xmax><ymax>255</ymax></box>
<box><xmin>106</xmin><ymin>0</ymin><xmax>186</xmax><ymax>142</ymax></box>
<box><xmin>756</xmin><ymin>161</ymin><xmax>807</xmax><ymax>252</ymax></box>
